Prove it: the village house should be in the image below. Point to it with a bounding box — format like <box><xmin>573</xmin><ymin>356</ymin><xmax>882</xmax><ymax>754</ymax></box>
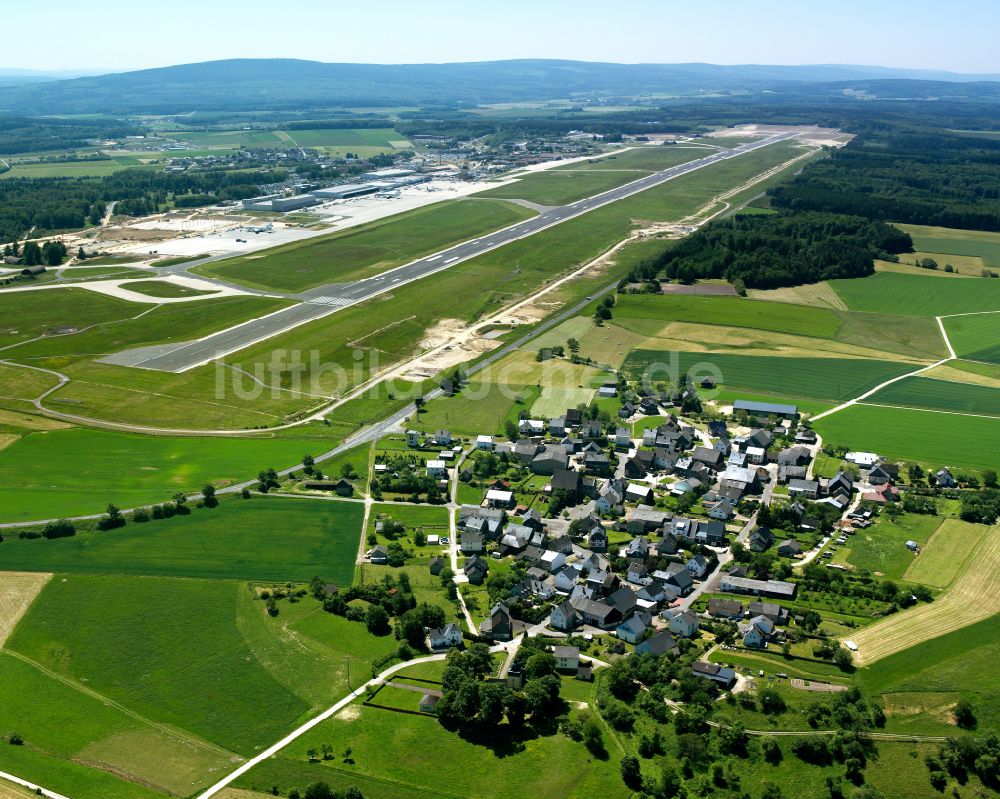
<box><xmin>428</xmin><ymin>623</ymin><xmax>463</xmax><ymax>650</ymax></box>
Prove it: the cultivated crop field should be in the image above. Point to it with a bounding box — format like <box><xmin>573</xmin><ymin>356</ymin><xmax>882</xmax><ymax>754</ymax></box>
<box><xmin>830</xmin><ymin>272</ymin><xmax>1000</xmax><ymax>316</ymax></box>
<box><xmin>942</xmin><ymin>311</ymin><xmax>1000</xmax><ymax>363</ymax></box>
<box><xmin>0</xmin><ymin>497</ymin><xmax>364</xmax><ymax>582</ymax></box>
<box><xmin>195</xmin><ymin>199</ymin><xmax>535</xmax><ymax>293</ymax></box>
<box><xmin>848</xmin><ymin>523</ymin><xmax>1000</xmax><ymax>664</ymax></box>
<box><xmin>815</xmin><ymin>404</ymin><xmax>1000</xmax><ymax>472</ymax></box>
<box><xmin>622</xmin><ymin>351</ymin><xmax>914</xmax><ymax>401</ymax></box>
<box><xmin>612</xmin><ymin>293</ymin><xmax>842</xmax><ymax>338</ymax></box>
<box><xmin>866</xmin><ymin>375</ymin><xmax>1000</xmax><ymax>417</ymax></box>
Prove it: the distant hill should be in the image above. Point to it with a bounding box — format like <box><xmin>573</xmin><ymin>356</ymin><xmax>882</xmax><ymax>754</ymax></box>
<box><xmin>1</xmin><ymin>59</ymin><xmax>999</xmax><ymax>115</ymax></box>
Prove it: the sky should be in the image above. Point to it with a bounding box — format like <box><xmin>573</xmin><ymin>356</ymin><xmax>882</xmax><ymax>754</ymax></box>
<box><xmin>6</xmin><ymin>0</ymin><xmax>1000</xmax><ymax>75</ymax></box>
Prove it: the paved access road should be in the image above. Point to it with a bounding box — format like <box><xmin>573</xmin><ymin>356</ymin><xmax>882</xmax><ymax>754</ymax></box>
<box><xmin>114</xmin><ymin>132</ymin><xmax>803</xmax><ymax>373</ymax></box>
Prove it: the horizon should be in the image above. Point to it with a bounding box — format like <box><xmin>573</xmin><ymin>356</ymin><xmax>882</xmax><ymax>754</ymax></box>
<box><xmin>3</xmin><ymin>0</ymin><xmax>999</xmax><ymax>74</ymax></box>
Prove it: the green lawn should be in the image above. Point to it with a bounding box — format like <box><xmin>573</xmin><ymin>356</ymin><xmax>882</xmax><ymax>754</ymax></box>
<box><xmin>830</xmin><ymin>272</ymin><xmax>1000</xmax><ymax>317</ymax></box>
<box><xmin>194</xmin><ymin>199</ymin><xmax>534</xmax><ymax>293</ymax></box>
<box><xmin>0</xmin><ymin>496</ymin><xmax>364</xmax><ymax>582</ymax></box>
<box><xmin>814</xmin><ymin>404</ymin><xmax>1000</xmax><ymax>472</ymax></box>
<box><xmin>0</xmin><ymin>428</ymin><xmax>317</xmax><ymax>522</ymax></box>
<box><xmin>413</xmin><ymin>383</ymin><xmax>537</xmax><ymax>437</ymax></box>
<box><xmin>865</xmin><ymin>375</ymin><xmax>1000</xmax><ymax>417</ymax></box>
<box><xmin>7</xmin><ymin>575</ymin><xmax>311</xmax><ymax>754</ymax></box>
<box><xmin>942</xmin><ymin>312</ymin><xmax>1000</xmax><ymax>363</ymax></box>
<box><xmin>119</xmin><ymin>280</ymin><xmax>217</xmax><ymax>298</ymax></box>
<box><xmin>903</xmin><ymin>519</ymin><xmax>991</xmax><ymax>588</ymax></box>
<box><xmin>613</xmin><ymin>294</ymin><xmax>842</xmax><ymax>338</ymax></box>
<box><xmin>622</xmin><ymin>351</ymin><xmax>915</xmax><ymax>402</ymax></box>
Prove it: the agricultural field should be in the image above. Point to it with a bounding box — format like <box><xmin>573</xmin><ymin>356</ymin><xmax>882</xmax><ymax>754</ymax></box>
<box><xmin>847</xmin><ymin>523</ymin><xmax>1000</xmax><ymax>664</ymax></box>
<box><xmin>612</xmin><ymin>293</ymin><xmax>842</xmax><ymax>338</ymax></box>
<box><xmin>0</xmin><ymin>497</ymin><xmax>364</xmax><ymax>582</ymax></box>
<box><xmin>830</xmin><ymin>272</ymin><xmax>1000</xmax><ymax>316</ymax></box>
<box><xmin>815</xmin><ymin>404</ymin><xmax>1000</xmax><ymax>472</ymax></box>
<box><xmin>899</xmin><ymin>223</ymin><xmax>1000</xmax><ymax>268</ymax></box>
<box><xmin>865</xmin><ymin>375</ymin><xmax>1000</xmax><ymax>417</ymax></box>
<box><xmin>0</xmin><ymin>572</ymin><xmax>50</xmax><ymax>646</ymax></box>
<box><xmin>622</xmin><ymin>351</ymin><xmax>914</xmax><ymax>402</ymax></box>
<box><xmin>0</xmin><ymin>428</ymin><xmax>316</xmax><ymax>522</ymax></box>
<box><xmin>942</xmin><ymin>311</ymin><xmax>1000</xmax><ymax>363</ymax></box>
<box><xmin>903</xmin><ymin>519</ymin><xmax>991</xmax><ymax>588</ymax></box>
<box><xmin>411</xmin><ymin>381</ymin><xmax>538</xmax><ymax>437</ymax></box>
<box><xmin>194</xmin><ymin>199</ymin><xmax>535</xmax><ymax>293</ymax></box>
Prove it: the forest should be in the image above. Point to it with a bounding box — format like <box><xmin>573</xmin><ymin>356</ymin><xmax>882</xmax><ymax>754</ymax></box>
<box><xmin>770</xmin><ymin>128</ymin><xmax>1000</xmax><ymax>231</ymax></box>
<box><xmin>629</xmin><ymin>212</ymin><xmax>912</xmax><ymax>289</ymax></box>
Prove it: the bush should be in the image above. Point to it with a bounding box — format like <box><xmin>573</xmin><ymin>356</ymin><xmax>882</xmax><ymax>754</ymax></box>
<box><xmin>42</xmin><ymin>519</ymin><xmax>75</xmax><ymax>539</ymax></box>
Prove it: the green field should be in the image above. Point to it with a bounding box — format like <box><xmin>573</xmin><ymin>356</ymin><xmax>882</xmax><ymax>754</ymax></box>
<box><xmin>0</xmin><ymin>496</ymin><xmax>364</xmax><ymax>582</ymax></box>
<box><xmin>622</xmin><ymin>351</ymin><xmax>914</xmax><ymax>401</ymax></box>
<box><xmin>865</xmin><ymin>375</ymin><xmax>1000</xmax><ymax>417</ymax></box>
<box><xmin>815</xmin><ymin>404</ymin><xmax>1000</xmax><ymax>472</ymax></box>
<box><xmin>0</xmin><ymin>428</ymin><xmax>316</xmax><ymax>522</ymax></box>
<box><xmin>942</xmin><ymin>312</ymin><xmax>1000</xmax><ymax>363</ymax></box>
<box><xmin>830</xmin><ymin>272</ymin><xmax>1000</xmax><ymax>317</ymax></box>
<box><xmin>195</xmin><ymin>199</ymin><xmax>534</xmax><ymax>293</ymax></box>
<box><xmin>0</xmin><ymin>652</ymin><xmax>227</xmax><ymax>798</ymax></box>
<box><xmin>7</xmin><ymin>575</ymin><xmax>310</xmax><ymax>753</ymax></box>
<box><xmin>162</xmin><ymin>128</ymin><xmax>407</xmax><ymax>153</ymax></box>
<box><xmin>613</xmin><ymin>293</ymin><xmax>842</xmax><ymax>338</ymax></box>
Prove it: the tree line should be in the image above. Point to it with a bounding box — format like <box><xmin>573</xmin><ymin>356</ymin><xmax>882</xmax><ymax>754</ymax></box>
<box><xmin>627</xmin><ymin>212</ymin><xmax>912</xmax><ymax>290</ymax></box>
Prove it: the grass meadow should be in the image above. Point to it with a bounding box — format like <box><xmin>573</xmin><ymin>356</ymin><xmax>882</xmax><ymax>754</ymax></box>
<box><xmin>815</xmin><ymin>404</ymin><xmax>999</xmax><ymax>472</ymax></box>
<box><xmin>838</xmin><ymin>513</ymin><xmax>942</xmax><ymax>579</ymax></box>
<box><xmin>0</xmin><ymin>496</ymin><xmax>364</xmax><ymax>582</ymax></box>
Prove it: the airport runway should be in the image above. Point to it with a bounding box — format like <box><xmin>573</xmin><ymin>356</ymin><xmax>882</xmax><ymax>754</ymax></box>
<box><xmin>105</xmin><ymin>131</ymin><xmax>802</xmax><ymax>372</ymax></box>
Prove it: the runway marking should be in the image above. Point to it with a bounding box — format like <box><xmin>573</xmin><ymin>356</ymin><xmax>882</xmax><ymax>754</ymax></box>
<box><xmin>444</xmin><ymin>256</ymin><xmax>460</xmax><ymax>264</ymax></box>
<box><xmin>427</xmin><ymin>254</ymin><xmax>443</xmax><ymax>261</ymax></box>
<box><xmin>307</xmin><ymin>296</ymin><xmax>354</xmax><ymax>307</ymax></box>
